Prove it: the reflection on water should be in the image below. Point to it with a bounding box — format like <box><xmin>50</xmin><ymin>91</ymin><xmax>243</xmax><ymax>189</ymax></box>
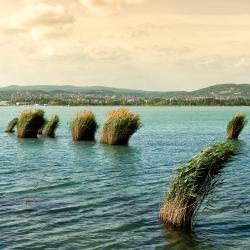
<box><xmin>100</xmin><ymin>144</ymin><xmax>141</xmax><ymax>165</ymax></box>
<box><xmin>161</xmin><ymin>224</ymin><xmax>218</xmax><ymax>250</ymax></box>
<box><xmin>163</xmin><ymin>225</ymin><xmax>197</xmax><ymax>249</ymax></box>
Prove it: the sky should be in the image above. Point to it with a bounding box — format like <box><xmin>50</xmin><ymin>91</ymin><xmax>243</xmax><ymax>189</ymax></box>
<box><xmin>0</xmin><ymin>0</ymin><xmax>250</xmax><ymax>91</ymax></box>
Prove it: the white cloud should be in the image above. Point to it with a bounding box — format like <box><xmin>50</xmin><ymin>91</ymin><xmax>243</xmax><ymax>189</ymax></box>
<box><xmin>233</xmin><ymin>57</ymin><xmax>250</xmax><ymax>68</ymax></box>
<box><xmin>35</xmin><ymin>42</ymin><xmax>129</xmax><ymax>61</ymax></box>
<box><xmin>0</xmin><ymin>2</ymin><xmax>74</xmax><ymax>38</ymax></box>
<box><xmin>79</xmin><ymin>0</ymin><xmax>143</xmax><ymax>14</ymax></box>
<box><xmin>83</xmin><ymin>46</ymin><xmax>129</xmax><ymax>60</ymax></box>
<box><xmin>38</xmin><ymin>45</ymin><xmax>56</xmax><ymax>57</ymax></box>
<box><xmin>23</xmin><ymin>0</ymin><xmax>43</xmax><ymax>4</ymax></box>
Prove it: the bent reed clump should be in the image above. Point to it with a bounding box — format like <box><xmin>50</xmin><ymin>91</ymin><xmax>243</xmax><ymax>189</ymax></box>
<box><xmin>160</xmin><ymin>113</ymin><xmax>247</xmax><ymax>229</ymax></box>
<box><xmin>100</xmin><ymin>108</ymin><xmax>142</xmax><ymax>145</ymax></box>
<box><xmin>17</xmin><ymin>109</ymin><xmax>46</xmax><ymax>138</ymax></box>
<box><xmin>227</xmin><ymin>113</ymin><xmax>247</xmax><ymax>139</ymax></box>
<box><xmin>5</xmin><ymin>118</ymin><xmax>18</xmax><ymax>133</ymax></box>
<box><xmin>42</xmin><ymin>115</ymin><xmax>60</xmax><ymax>137</ymax></box>
<box><xmin>160</xmin><ymin>142</ymin><xmax>239</xmax><ymax>229</ymax></box>
<box><xmin>71</xmin><ymin>110</ymin><xmax>98</xmax><ymax>141</ymax></box>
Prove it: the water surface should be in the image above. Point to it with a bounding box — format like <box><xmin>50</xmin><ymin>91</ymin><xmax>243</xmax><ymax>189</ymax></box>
<box><xmin>0</xmin><ymin>106</ymin><xmax>249</xmax><ymax>249</ymax></box>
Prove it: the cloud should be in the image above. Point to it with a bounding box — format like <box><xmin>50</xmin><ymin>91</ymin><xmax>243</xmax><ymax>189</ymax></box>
<box><xmin>23</xmin><ymin>0</ymin><xmax>44</xmax><ymax>4</ymax></box>
<box><xmin>0</xmin><ymin>2</ymin><xmax>74</xmax><ymax>38</ymax></box>
<box><xmin>79</xmin><ymin>0</ymin><xmax>143</xmax><ymax>14</ymax></box>
<box><xmin>83</xmin><ymin>46</ymin><xmax>129</xmax><ymax>60</ymax></box>
<box><xmin>38</xmin><ymin>45</ymin><xmax>56</xmax><ymax>57</ymax></box>
<box><xmin>232</xmin><ymin>56</ymin><xmax>250</xmax><ymax>68</ymax></box>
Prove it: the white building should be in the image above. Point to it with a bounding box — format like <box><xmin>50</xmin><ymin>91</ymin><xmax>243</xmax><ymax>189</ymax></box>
<box><xmin>0</xmin><ymin>101</ymin><xmax>11</xmax><ymax>106</ymax></box>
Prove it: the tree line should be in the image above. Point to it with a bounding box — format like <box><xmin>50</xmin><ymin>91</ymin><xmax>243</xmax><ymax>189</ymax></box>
<box><xmin>5</xmin><ymin>96</ymin><xmax>250</xmax><ymax>106</ymax></box>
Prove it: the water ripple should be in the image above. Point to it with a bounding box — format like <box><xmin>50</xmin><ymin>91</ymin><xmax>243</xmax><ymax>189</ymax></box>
<box><xmin>0</xmin><ymin>106</ymin><xmax>250</xmax><ymax>249</ymax></box>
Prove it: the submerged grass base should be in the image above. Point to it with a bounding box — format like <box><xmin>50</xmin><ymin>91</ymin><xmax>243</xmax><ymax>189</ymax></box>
<box><xmin>71</xmin><ymin>111</ymin><xmax>98</xmax><ymax>141</ymax></box>
<box><xmin>160</xmin><ymin>141</ymin><xmax>239</xmax><ymax>229</ymax></box>
<box><xmin>100</xmin><ymin>108</ymin><xmax>142</xmax><ymax>145</ymax></box>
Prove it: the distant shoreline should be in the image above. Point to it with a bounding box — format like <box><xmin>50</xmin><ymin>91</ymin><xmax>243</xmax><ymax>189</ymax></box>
<box><xmin>1</xmin><ymin>83</ymin><xmax>250</xmax><ymax>106</ymax></box>
<box><xmin>1</xmin><ymin>103</ymin><xmax>250</xmax><ymax>107</ymax></box>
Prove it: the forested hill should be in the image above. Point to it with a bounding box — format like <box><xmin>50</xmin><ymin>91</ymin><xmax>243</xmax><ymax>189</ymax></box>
<box><xmin>190</xmin><ymin>84</ymin><xmax>250</xmax><ymax>98</ymax></box>
<box><xmin>0</xmin><ymin>85</ymin><xmax>184</xmax><ymax>98</ymax></box>
<box><xmin>0</xmin><ymin>83</ymin><xmax>250</xmax><ymax>98</ymax></box>
<box><xmin>1</xmin><ymin>83</ymin><xmax>250</xmax><ymax>106</ymax></box>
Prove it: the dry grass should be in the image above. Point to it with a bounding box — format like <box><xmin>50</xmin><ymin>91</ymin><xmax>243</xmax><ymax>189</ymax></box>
<box><xmin>42</xmin><ymin>115</ymin><xmax>60</xmax><ymax>137</ymax></box>
<box><xmin>71</xmin><ymin>110</ymin><xmax>98</xmax><ymax>141</ymax></box>
<box><xmin>17</xmin><ymin>109</ymin><xmax>46</xmax><ymax>138</ymax></box>
<box><xmin>160</xmin><ymin>141</ymin><xmax>239</xmax><ymax>229</ymax></box>
<box><xmin>5</xmin><ymin>118</ymin><xmax>18</xmax><ymax>133</ymax></box>
<box><xmin>227</xmin><ymin>113</ymin><xmax>247</xmax><ymax>139</ymax></box>
<box><xmin>100</xmin><ymin>108</ymin><xmax>142</xmax><ymax>145</ymax></box>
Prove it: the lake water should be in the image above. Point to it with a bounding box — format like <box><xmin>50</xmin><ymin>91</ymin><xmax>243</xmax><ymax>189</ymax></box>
<box><xmin>0</xmin><ymin>106</ymin><xmax>249</xmax><ymax>250</ymax></box>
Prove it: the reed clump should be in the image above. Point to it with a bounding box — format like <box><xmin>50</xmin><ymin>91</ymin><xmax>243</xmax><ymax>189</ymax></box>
<box><xmin>100</xmin><ymin>108</ymin><xmax>142</xmax><ymax>145</ymax></box>
<box><xmin>160</xmin><ymin>113</ymin><xmax>247</xmax><ymax>229</ymax></box>
<box><xmin>5</xmin><ymin>118</ymin><xmax>18</xmax><ymax>133</ymax></box>
<box><xmin>42</xmin><ymin>115</ymin><xmax>60</xmax><ymax>137</ymax></box>
<box><xmin>71</xmin><ymin>111</ymin><xmax>98</xmax><ymax>141</ymax></box>
<box><xmin>227</xmin><ymin>113</ymin><xmax>247</xmax><ymax>139</ymax></box>
<box><xmin>160</xmin><ymin>142</ymin><xmax>239</xmax><ymax>229</ymax></box>
<box><xmin>17</xmin><ymin>109</ymin><xmax>46</xmax><ymax>138</ymax></box>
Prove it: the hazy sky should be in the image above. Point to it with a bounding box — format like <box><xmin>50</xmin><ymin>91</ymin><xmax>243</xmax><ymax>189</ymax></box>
<box><xmin>1</xmin><ymin>0</ymin><xmax>250</xmax><ymax>90</ymax></box>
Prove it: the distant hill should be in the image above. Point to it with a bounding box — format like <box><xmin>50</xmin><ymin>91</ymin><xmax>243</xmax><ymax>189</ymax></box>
<box><xmin>0</xmin><ymin>83</ymin><xmax>250</xmax><ymax>98</ymax></box>
<box><xmin>190</xmin><ymin>84</ymin><xmax>250</xmax><ymax>98</ymax></box>
<box><xmin>0</xmin><ymin>84</ymin><xmax>185</xmax><ymax>98</ymax></box>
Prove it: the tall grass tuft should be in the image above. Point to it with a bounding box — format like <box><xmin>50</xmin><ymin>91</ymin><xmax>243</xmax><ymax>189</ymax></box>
<box><xmin>5</xmin><ymin>118</ymin><xmax>18</xmax><ymax>133</ymax></box>
<box><xmin>160</xmin><ymin>114</ymin><xmax>247</xmax><ymax>229</ymax></box>
<box><xmin>100</xmin><ymin>108</ymin><xmax>142</xmax><ymax>145</ymax></box>
<box><xmin>17</xmin><ymin>109</ymin><xmax>46</xmax><ymax>138</ymax></box>
<box><xmin>71</xmin><ymin>110</ymin><xmax>98</xmax><ymax>141</ymax></box>
<box><xmin>42</xmin><ymin>115</ymin><xmax>60</xmax><ymax>137</ymax></box>
<box><xmin>159</xmin><ymin>141</ymin><xmax>239</xmax><ymax>229</ymax></box>
<box><xmin>227</xmin><ymin>113</ymin><xmax>247</xmax><ymax>139</ymax></box>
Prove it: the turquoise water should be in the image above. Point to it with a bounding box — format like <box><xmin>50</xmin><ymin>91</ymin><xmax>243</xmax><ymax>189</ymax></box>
<box><xmin>0</xmin><ymin>106</ymin><xmax>249</xmax><ymax>250</ymax></box>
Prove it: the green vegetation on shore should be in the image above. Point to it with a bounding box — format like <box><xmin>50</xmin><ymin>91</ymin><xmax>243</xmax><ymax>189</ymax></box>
<box><xmin>2</xmin><ymin>83</ymin><xmax>250</xmax><ymax>106</ymax></box>
<box><xmin>5</xmin><ymin>97</ymin><xmax>250</xmax><ymax>106</ymax></box>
